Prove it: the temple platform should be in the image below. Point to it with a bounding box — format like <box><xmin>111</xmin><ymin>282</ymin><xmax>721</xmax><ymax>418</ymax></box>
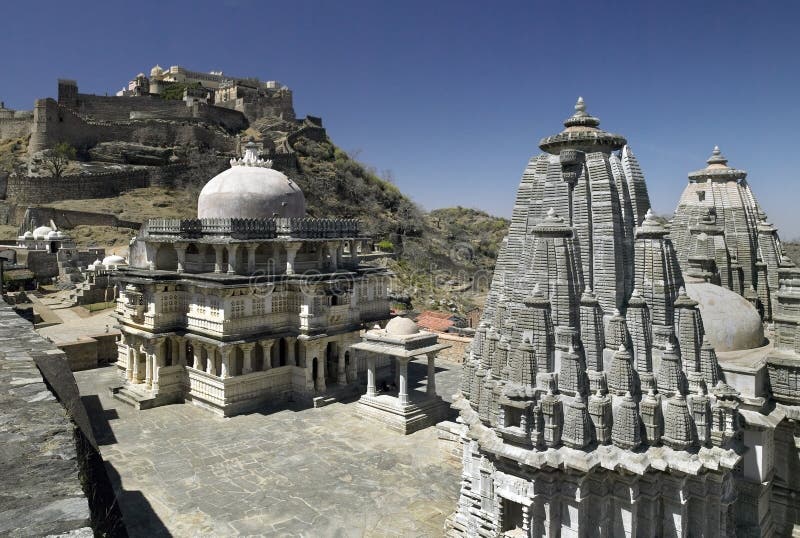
<box><xmin>356</xmin><ymin>392</ymin><xmax>451</xmax><ymax>434</ymax></box>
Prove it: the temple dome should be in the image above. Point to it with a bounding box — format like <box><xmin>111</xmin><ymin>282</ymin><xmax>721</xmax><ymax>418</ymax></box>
<box><xmin>385</xmin><ymin>317</ymin><xmax>420</xmax><ymax>336</ymax></box>
<box><xmin>102</xmin><ymin>255</ymin><xmax>126</xmax><ymax>266</ymax></box>
<box><xmin>684</xmin><ymin>281</ymin><xmax>764</xmax><ymax>351</ymax></box>
<box><xmin>33</xmin><ymin>226</ymin><xmax>53</xmax><ymax>240</ymax></box>
<box><xmin>197</xmin><ymin>141</ymin><xmax>305</xmax><ymax>219</ymax></box>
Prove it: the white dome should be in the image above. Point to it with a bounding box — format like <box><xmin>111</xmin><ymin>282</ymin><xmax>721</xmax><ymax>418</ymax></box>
<box><xmin>386</xmin><ymin>317</ymin><xmax>420</xmax><ymax>336</ymax></box>
<box><xmin>102</xmin><ymin>255</ymin><xmax>126</xmax><ymax>265</ymax></box>
<box><xmin>47</xmin><ymin>230</ymin><xmax>59</xmax><ymax>239</ymax></box>
<box><xmin>33</xmin><ymin>226</ymin><xmax>52</xmax><ymax>240</ymax></box>
<box><xmin>197</xmin><ymin>142</ymin><xmax>305</xmax><ymax>219</ymax></box>
<box><xmin>23</xmin><ymin>231</ymin><xmax>33</xmax><ymax>239</ymax></box>
<box><xmin>685</xmin><ymin>282</ymin><xmax>764</xmax><ymax>352</ymax></box>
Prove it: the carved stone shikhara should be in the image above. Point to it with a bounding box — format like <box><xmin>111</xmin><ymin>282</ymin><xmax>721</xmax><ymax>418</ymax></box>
<box><xmin>447</xmin><ymin>99</ymin><xmax>800</xmax><ymax>537</ymax></box>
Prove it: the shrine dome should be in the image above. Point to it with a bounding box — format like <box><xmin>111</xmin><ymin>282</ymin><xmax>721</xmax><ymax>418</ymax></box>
<box><xmin>386</xmin><ymin>317</ymin><xmax>420</xmax><ymax>336</ymax></box>
<box><xmin>33</xmin><ymin>226</ymin><xmax>53</xmax><ymax>240</ymax></box>
<box><xmin>684</xmin><ymin>281</ymin><xmax>764</xmax><ymax>352</ymax></box>
<box><xmin>197</xmin><ymin>141</ymin><xmax>305</xmax><ymax>219</ymax></box>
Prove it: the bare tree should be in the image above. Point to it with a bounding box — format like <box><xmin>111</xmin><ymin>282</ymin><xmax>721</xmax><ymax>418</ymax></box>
<box><xmin>41</xmin><ymin>142</ymin><xmax>76</xmax><ymax>178</ymax></box>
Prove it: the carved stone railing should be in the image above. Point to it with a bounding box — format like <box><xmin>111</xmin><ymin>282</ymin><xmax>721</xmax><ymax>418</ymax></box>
<box><xmin>145</xmin><ymin>217</ymin><xmax>360</xmax><ymax>240</ymax></box>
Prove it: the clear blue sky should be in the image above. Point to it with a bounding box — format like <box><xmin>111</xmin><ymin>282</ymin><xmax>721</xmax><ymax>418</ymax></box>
<box><xmin>2</xmin><ymin>0</ymin><xmax>799</xmax><ymax>236</ymax></box>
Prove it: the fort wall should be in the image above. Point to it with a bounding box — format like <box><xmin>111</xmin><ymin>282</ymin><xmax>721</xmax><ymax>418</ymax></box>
<box><xmin>8</xmin><ymin>168</ymin><xmax>151</xmax><ymax>204</ymax></box>
<box><xmin>0</xmin><ymin>109</ymin><xmax>33</xmax><ymax>139</ymax></box>
<box><xmin>20</xmin><ymin>207</ymin><xmax>140</xmax><ymax>232</ymax></box>
<box><xmin>30</xmin><ymin>98</ymin><xmax>241</xmax><ymax>154</ymax></box>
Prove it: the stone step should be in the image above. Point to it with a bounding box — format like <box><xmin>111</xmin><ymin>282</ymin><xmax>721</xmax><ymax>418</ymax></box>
<box><xmin>110</xmin><ymin>385</ymin><xmax>157</xmax><ymax>410</ymax></box>
<box><xmin>312</xmin><ymin>395</ymin><xmax>338</xmax><ymax>408</ymax></box>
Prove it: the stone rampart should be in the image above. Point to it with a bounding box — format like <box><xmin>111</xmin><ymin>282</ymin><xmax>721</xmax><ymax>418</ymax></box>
<box><xmin>0</xmin><ymin>109</ymin><xmax>33</xmax><ymax>139</ymax></box>
<box><xmin>20</xmin><ymin>207</ymin><xmax>140</xmax><ymax>231</ymax></box>
<box><xmin>7</xmin><ymin>164</ymin><xmax>187</xmax><ymax>206</ymax></box>
<box><xmin>0</xmin><ymin>301</ymin><xmax>124</xmax><ymax>535</ymax></box>
<box><xmin>29</xmin><ymin>98</ymin><xmax>240</xmax><ymax>154</ymax></box>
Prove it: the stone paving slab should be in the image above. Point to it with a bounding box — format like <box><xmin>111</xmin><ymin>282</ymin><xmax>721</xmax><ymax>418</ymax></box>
<box><xmin>75</xmin><ymin>359</ymin><xmax>464</xmax><ymax>537</ymax></box>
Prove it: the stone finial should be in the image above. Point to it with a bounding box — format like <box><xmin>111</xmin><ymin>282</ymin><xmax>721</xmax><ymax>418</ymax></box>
<box><xmin>574</xmin><ymin>96</ymin><xmax>586</xmax><ymax>116</ymax></box>
<box><xmin>706</xmin><ymin>145</ymin><xmax>728</xmax><ymax>166</ymax></box>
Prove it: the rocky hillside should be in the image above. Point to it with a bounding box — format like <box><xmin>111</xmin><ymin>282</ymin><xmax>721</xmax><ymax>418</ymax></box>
<box><xmin>6</xmin><ymin>114</ymin><xmax>507</xmax><ymax>316</ymax></box>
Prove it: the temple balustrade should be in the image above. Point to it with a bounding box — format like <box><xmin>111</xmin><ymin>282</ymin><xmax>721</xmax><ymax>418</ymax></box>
<box><xmin>145</xmin><ymin>217</ymin><xmax>360</xmax><ymax>240</ymax></box>
<box><xmin>186</xmin><ymin>365</ymin><xmax>294</xmax><ymax>408</ymax></box>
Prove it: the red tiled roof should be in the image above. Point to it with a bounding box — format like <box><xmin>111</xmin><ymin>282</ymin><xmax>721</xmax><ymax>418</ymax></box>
<box><xmin>416</xmin><ymin>311</ymin><xmax>455</xmax><ymax>333</ymax></box>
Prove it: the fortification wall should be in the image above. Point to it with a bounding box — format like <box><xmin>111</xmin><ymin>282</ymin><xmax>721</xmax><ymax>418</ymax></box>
<box><xmin>0</xmin><ymin>110</ymin><xmax>33</xmax><ymax>139</ymax></box>
<box><xmin>7</xmin><ymin>168</ymin><xmax>151</xmax><ymax>205</ymax></box>
<box><xmin>20</xmin><ymin>207</ymin><xmax>140</xmax><ymax>231</ymax></box>
<box><xmin>30</xmin><ymin>98</ymin><xmax>239</xmax><ymax>154</ymax></box>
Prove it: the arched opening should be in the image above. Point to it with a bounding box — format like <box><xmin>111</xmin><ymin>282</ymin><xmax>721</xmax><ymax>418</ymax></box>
<box><xmin>279</xmin><ymin>338</ymin><xmax>288</xmax><ymax>367</ymax></box>
<box><xmin>232</xmin><ymin>347</ymin><xmax>244</xmax><ymax>376</ymax></box>
<box><xmin>155</xmin><ymin>245</ymin><xmax>178</xmax><ymax>271</ymax></box>
<box><xmin>271</xmin><ymin>341</ymin><xmax>280</xmax><ymax>368</ymax></box>
<box><xmin>312</xmin><ymin>357</ymin><xmax>319</xmax><ymax>390</ymax></box>
<box><xmin>186</xmin><ymin>341</ymin><xmax>195</xmax><ymax>368</ymax></box>
<box><xmin>253</xmin><ymin>343</ymin><xmax>264</xmax><ymax>371</ymax></box>
<box><xmin>255</xmin><ymin>243</ymin><xmax>274</xmax><ymax>272</ymax></box>
<box><xmin>164</xmin><ymin>339</ymin><xmax>173</xmax><ymax>367</ymax></box>
<box><xmin>344</xmin><ymin>351</ymin><xmax>351</xmax><ymax>382</ymax></box>
<box><xmin>235</xmin><ymin>247</ymin><xmax>247</xmax><ymax>274</ymax></box>
<box><xmin>325</xmin><ymin>342</ymin><xmax>337</xmax><ymax>383</ymax></box>
<box><xmin>295</xmin><ymin>340</ymin><xmax>303</xmax><ymax>368</ymax></box>
<box><xmin>221</xmin><ymin>248</ymin><xmax>229</xmax><ymax>271</ymax></box>
<box><xmin>184</xmin><ymin>244</ymin><xmax>200</xmax><ymax>273</ymax></box>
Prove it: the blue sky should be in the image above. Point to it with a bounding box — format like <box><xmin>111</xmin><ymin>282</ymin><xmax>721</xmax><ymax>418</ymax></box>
<box><xmin>2</xmin><ymin>0</ymin><xmax>799</xmax><ymax>236</ymax></box>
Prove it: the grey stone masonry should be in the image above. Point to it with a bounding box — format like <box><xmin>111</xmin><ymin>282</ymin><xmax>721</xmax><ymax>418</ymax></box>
<box><xmin>448</xmin><ymin>99</ymin><xmax>749</xmax><ymax>537</ymax></box>
<box><xmin>0</xmin><ymin>302</ymin><xmax>93</xmax><ymax>536</ymax></box>
<box><xmin>671</xmin><ymin>146</ymin><xmax>785</xmax><ymax>320</ymax></box>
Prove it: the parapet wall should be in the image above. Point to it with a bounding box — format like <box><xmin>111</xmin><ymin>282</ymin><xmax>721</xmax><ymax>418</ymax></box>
<box><xmin>7</xmin><ymin>164</ymin><xmax>187</xmax><ymax>206</ymax></box>
<box><xmin>29</xmin><ymin>98</ymin><xmax>240</xmax><ymax>154</ymax></box>
<box><xmin>0</xmin><ymin>109</ymin><xmax>33</xmax><ymax>139</ymax></box>
<box><xmin>20</xmin><ymin>206</ymin><xmax>140</xmax><ymax>232</ymax></box>
<box><xmin>0</xmin><ymin>301</ymin><xmax>110</xmax><ymax>535</ymax></box>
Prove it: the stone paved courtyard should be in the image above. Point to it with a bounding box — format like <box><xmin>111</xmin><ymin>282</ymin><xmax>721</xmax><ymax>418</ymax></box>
<box><xmin>74</xmin><ymin>359</ymin><xmax>463</xmax><ymax>537</ymax></box>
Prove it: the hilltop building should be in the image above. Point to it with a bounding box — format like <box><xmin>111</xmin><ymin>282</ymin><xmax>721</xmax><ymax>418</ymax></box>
<box><xmin>447</xmin><ymin>99</ymin><xmax>799</xmax><ymax>536</ymax></box>
<box><xmin>13</xmin><ymin>221</ymin><xmax>104</xmax><ymax>284</ymax></box>
<box><xmin>111</xmin><ymin>142</ymin><xmax>392</xmax><ymax>416</ymax></box>
<box><xmin>671</xmin><ymin>147</ymin><xmax>783</xmax><ymax>320</ymax></box>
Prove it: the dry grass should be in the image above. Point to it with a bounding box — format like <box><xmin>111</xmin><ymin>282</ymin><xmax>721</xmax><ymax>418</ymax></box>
<box><xmin>44</xmin><ymin>186</ymin><xmax>200</xmax><ymax>222</ymax></box>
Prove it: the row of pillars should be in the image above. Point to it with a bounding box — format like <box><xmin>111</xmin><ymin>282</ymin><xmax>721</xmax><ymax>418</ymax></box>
<box><xmin>164</xmin><ymin>239</ymin><xmax>361</xmax><ymax>275</ymax></box>
<box><xmin>365</xmin><ymin>353</ymin><xmax>437</xmax><ymax>406</ymax></box>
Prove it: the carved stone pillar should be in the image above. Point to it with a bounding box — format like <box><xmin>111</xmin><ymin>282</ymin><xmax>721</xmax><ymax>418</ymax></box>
<box><xmin>177</xmin><ymin>337</ymin><xmax>187</xmax><ymax>366</ymax></box>
<box><xmin>175</xmin><ymin>242</ymin><xmax>187</xmax><ymax>273</ymax></box>
<box><xmin>349</xmin><ymin>240</ymin><xmax>359</xmax><ymax>268</ymax></box>
<box><xmin>366</xmin><ymin>354</ymin><xmax>377</xmax><ymax>397</ymax></box>
<box><xmin>337</xmin><ymin>340</ymin><xmax>347</xmax><ymax>385</ymax></box>
<box><xmin>220</xmin><ymin>346</ymin><xmax>232</xmax><ymax>378</ymax></box>
<box><xmin>316</xmin><ymin>345</ymin><xmax>326</xmax><ymax>392</ymax></box>
<box><xmin>246</xmin><ymin>243</ymin><xmax>257</xmax><ymax>274</ymax></box>
<box><xmin>285</xmin><ymin>242</ymin><xmax>301</xmax><ymax>275</ymax></box>
<box><xmin>205</xmin><ymin>345</ymin><xmax>217</xmax><ymax>376</ymax></box>
<box><xmin>241</xmin><ymin>343</ymin><xmax>255</xmax><ymax>374</ymax></box>
<box><xmin>427</xmin><ymin>353</ymin><xmax>437</xmax><ymax>396</ymax></box>
<box><xmin>227</xmin><ymin>244</ymin><xmax>239</xmax><ymax>274</ymax></box>
<box><xmin>286</xmin><ymin>337</ymin><xmax>296</xmax><ymax>366</ymax></box>
<box><xmin>398</xmin><ymin>358</ymin><xmax>409</xmax><ymax>406</ymax></box>
<box><xmin>327</xmin><ymin>241</ymin><xmax>339</xmax><ymax>272</ymax></box>
<box><xmin>213</xmin><ymin>245</ymin><xmax>224</xmax><ymax>273</ymax></box>
<box><xmin>261</xmin><ymin>340</ymin><xmax>274</xmax><ymax>370</ymax></box>
<box><xmin>152</xmin><ymin>338</ymin><xmax>166</xmax><ymax>390</ymax></box>
<box><xmin>191</xmin><ymin>341</ymin><xmax>201</xmax><ymax>370</ymax></box>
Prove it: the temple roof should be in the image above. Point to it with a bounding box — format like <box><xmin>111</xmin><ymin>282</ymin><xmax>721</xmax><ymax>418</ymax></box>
<box><xmin>688</xmin><ymin>146</ymin><xmax>747</xmax><ymax>182</ymax></box>
<box><xmin>539</xmin><ymin>97</ymin><xmax>627</xmax><ymax>154</ymax></box>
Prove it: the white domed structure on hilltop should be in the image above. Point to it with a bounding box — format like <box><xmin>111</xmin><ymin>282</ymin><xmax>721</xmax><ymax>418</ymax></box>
<box><xmin>197</xmin><ymin>141</ymin><xmax>305</xmax><ymax>219</ymax></box>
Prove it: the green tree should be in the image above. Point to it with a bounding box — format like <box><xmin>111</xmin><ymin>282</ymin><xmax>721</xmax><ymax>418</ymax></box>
<box><xmin>41</xmin><ymin>142</ymin><xmax>76</xmax><ymax>178</ymax></box>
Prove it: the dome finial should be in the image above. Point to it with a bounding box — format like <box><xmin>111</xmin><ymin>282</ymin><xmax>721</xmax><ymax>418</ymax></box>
<box><xmin>706</xmin><ymin>145</ymin><xmax>728</xmax><ymax>166</ymax></box>
<box><xmin>231</xmin><ymin>139</ymin><xmax>273</xmax><ymax>168</ymax></box>
<box><xmin>575</xmin><ymin>96</ymin><xmax>586</xmax><ymax>114</ymax></box>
